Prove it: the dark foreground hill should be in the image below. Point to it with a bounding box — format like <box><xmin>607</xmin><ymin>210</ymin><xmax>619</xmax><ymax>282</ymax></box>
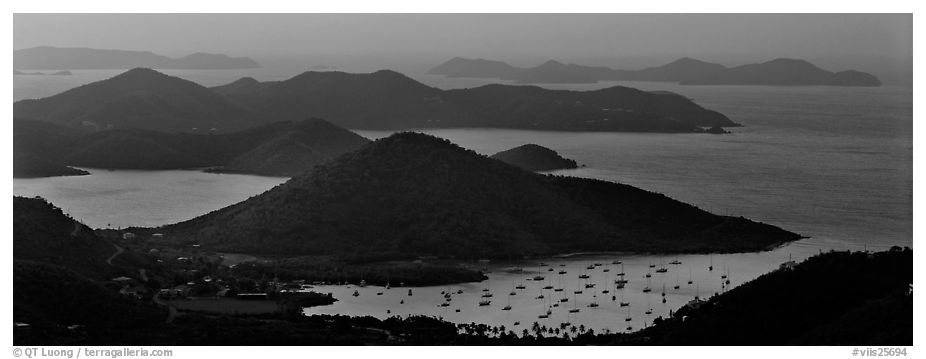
<box><xmin>611</xmin><ymin>248</ymin><xmax>913</xmax><ymax>345</ymax></box>
<box><xmin>490</xmin><ymin>144</ymin><xmax>578</xmax><ymax>171</ymax></box>
<box><xmin>14</xmin><ymin>46</ymin><xmax>259</xmax><ymax>70</ymax></box>
<box><xmin>13</xmin><ymin>68</ymin><xmax>260</xmax><ymax>133</ymax></box>
<box><xmin>13</xmin><ymin>196</ymin><xmax>151</xmax><ymax>280</ymax></box>
<box><xmin>13</xmin><ymin>118</ymin><xmax>369</xmax><ymax>177</ymax></box>
<box><xmin>213</xmin><ymin>70</ymin><xmax>737</xmax><ymax>131</ymax></box>
<box><xmin>164</xmin><ymin>132</ymin><xmax>799</xmax><ymax>259</ymax></box>
<box><xmin>13</xmin><ymin>196</ymin><xmax>169</xmax><ymax>345</ymax></box>
<box><xmin>428</xmin><ymin>57</ymin><xmax>882</xmax><ymax>87</ymax></box>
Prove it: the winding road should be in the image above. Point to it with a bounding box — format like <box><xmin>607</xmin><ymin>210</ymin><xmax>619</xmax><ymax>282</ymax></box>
<box><xmin>105</xmin><ymin>244</ymin><xmax>124</xmax><ymax>265</ymax></box>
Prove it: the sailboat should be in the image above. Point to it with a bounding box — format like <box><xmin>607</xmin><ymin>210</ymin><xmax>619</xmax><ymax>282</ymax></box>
<box><xmin>516</xmin><ymin>274</ymin><xmax>526</xmax><ymax>290</ymax></box>
<box><xmin>532</xmin><ymin>264</ymin><xmax>546</xmax><ymax>281</ymax></box>
<box><xmin>588</xmin><ymin>295</ymin><xmax>599</xmax><ymax>308</ymax></box>
<box><xmin>642</xmin><ymin>277</ymin><xmax>652</xmax><ymax>293</ymax></box>
<box><xmin>655</xmin><ymin>257</ymin><xmax>668</xmax><ymax>273</ymax></box>
<box><xmin>352</xmin><ymin>290</ymin><xmax>360</xmax><ymax>297</ymax></box>
<box><xmin>616</xmin><ymin>263</ymin><xmax>626</xmax><ymax>277</ymax></box>
<box><xmin>670</xmin><ymin>258</ymin><xmax>682</xmax><ymax>265</ymax></box>
<box><xmin>538</xmin><ymin>297</ymin><xmax>550</xmax><ymax>318</ymax></box>
<box><xmin>574</xmin><ymin>280</ymin><xmax>583</xmax><ymax>294</ymax></box>
<box><xmin>624</xmin><ymin>306</ymin><xmax>632</xmax><ymax>321</ymax></box>
<box><xmin>674</xmin><ymin>271</ymin><xmax>681</xmax><ymax>290</ymax></box>
<box><xmin>645</xmin><ymin>293</ymin><xmax>653</xmax><ymax>315</ymax></box>
<box><xmin>554</xmin><ymin>274</ymin><xmax>565</xmax><ymax>292</ymax></box>
<box><xmin>687</xmin><ymin>268</ymin><xmax>694</xmax><ymax>285</ymax></box>
<box><xmin>478</xmin><ymin>296</ymin><xmax>491</xmax><ymax>306</ymax></box>
<box><xmin>578</xmin><ymin>266</ymin><xmax>590</xmax><ymax>279</ymax></box>
<box><xmin>569</xmin><ymin>293</ymin><xmax>580</xmax><ymax>313</ymax></box>
<box><xmin>619</xmin><ymin>289</ymin><xmax>629</xmax><ymax>307</ymax></box>
<box><xmin>709</xmin><ymin>254</ymin><xmax>714</xmax><ymax>271</ymax></box>
<box><xmin>502</xmin><ymin>294</ymin><xmax>512</xmax><ymax>311</ymax></box>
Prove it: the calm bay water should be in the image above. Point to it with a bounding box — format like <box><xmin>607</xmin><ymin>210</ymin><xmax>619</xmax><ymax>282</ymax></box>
<box><xmin>13</xmin><ymin>69</ymin><xmax>912</xmax><ymax>334</ymax></box>
<box><xmin>13</xmin><ymin>168</ymin><xmax>287</xmax><ymax>228</ymax></box>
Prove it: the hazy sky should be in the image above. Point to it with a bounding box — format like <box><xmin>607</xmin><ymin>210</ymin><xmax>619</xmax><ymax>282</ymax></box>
<box><xmin>13</xmin><ymin>14</ymin><xmax>912</xmax><ymax>75</ymax></box>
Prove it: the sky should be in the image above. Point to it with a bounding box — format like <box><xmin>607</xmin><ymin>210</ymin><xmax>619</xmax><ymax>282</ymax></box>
<box><xmin>12</xmin><ymin>14</ymin><xmax>913</xmax><ymax>78</ymax></box>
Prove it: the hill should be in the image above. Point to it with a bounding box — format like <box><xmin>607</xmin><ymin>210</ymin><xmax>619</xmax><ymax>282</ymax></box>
<box><xmin>14</xmin><ymin>152</ymin><xmax>89</xmax><ymax>178</ymax></box>
<box><xmin>425</xmin><ymin>57</ymin><xmax>520</xmax><ymax>78</ymax></box>
<box><xmin>13</xmin><ymin>196</ymin><xmax>150</xmax><ymax>280</ymax></box>
<box><xmin>502</xmin><ymin>60</ymin><xmax>614</xmax><ymax>84</ymax></box>
<box><xmin>14</xmin><ymin>118</ymin><xmax>369</xmax><ymax>177</ymax></box>
<box><xmin>214</xmin><ymin>70</ymin><xmax>737</xmax><ymax>131</ymax></box>
<box><xmin>680</xmin><ymin>58</ymin><xmax>883</xmax><ymax>86</ymax></box>
<box><xmin>163</xmin><ymin>132</ymin><xmax>799</xmax><ymax>258</ymax></box>
<box><xmin>14</xmin><ymin>46</ymin><xmax>258</xmax><ymax>69</ymax></box>
<box><xmin>610</xmin><ymin>248</ymin><xmax>912</xmax><ymax>345</ymax></box>
<box><xmin>428</xmin><ymin>57</ymin><xmax>881</xmax><ymax>86</ymax></box>
<box><xmin>490</xmin><ymin>144</ymin><xmax>578</xmax><ymax>171</ymax></box>
<box><xmin>211</xmin><ymin>119</ymin><xmax>371</xmax><ymax>177</ymax></box>
<box><xmin>13</xmin><ymin>68</ymin><xmax>260</xmax><ymax>133</ymax></box>
<box><xmin>13</xmin><ymin>196</ymin><xmax>166</xmax><ymax>345</ymax></box>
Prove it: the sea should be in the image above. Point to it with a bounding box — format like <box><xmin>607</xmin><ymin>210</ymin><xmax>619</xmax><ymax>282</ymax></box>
<box><xmin>12</xmin><ymin>68</ymin><xmax>912</xmax><ymax>334</ymax></box>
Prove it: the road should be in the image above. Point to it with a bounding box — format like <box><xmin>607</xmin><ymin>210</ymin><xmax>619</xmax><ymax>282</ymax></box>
<box><xmin>105</xmin><ymin>244</ymin><xmax>124</xmax><ymax>266</ymax></box>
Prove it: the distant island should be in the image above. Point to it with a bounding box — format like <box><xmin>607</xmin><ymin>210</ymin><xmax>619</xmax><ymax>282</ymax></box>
<box><xmin>14</xmin><ymin>46</ymin><xmax>259</xmax><ymax>70</ymax></box>
<box><xmin>14</xmin><ymin>68</ymin><xmax>261</xmax><ymax>133</ymax></box>
<box><xmin>211</xmin><ymin>69</ymin><xmax>737</xmax><ymax>132</ymax></box>
<box><xmin>428</xmin><ymin>57</ymin><xmax>882</xmax><ymax>87</ymax></box>
<box><xmin>14</xmin><ymin>118</ymin><xmax>369</xmax><ymax>178</ymax></box>
<box><xmin>14</xmin><ymin>67</ymin><xmax>738</xmax><ymax>134</ymax></box>
<box><xmin>14</xmin><ymin>70</ymin><xmax>72</xmax><ymax>76</ymax></box>
<box><xmin>490</xmin><ymin>144</ymin><xmax>578</xmax><ymax>171</ymax></box>
<box><xmin>160</xmin><ymin>132</ymin><xmax>800</xmax><ymax>259</ymax></box>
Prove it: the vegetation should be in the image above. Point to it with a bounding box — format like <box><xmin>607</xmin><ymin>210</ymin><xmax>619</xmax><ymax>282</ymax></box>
<box><xmin>229</xmin><ymin>256</ymin><xmax>486</xmax><ymax>287</ymax></box>
<box><xmin>603</xmin><ymin>247</ymin><xmax>913</xmax><ymax>345</ymax></box>
<box><xmin>13</xmin><ymin>196</ymin><xmax>149</xmax><ymax>280</ymax></box>
<box><xmin>14</xmin><ymin>151</ymin><xmax>89</xmax><ymax>178</ymax></box>
<box><xmin>11</xmin><ymin>198</ymin><xmax>910</xmax><ymax>345</ymax></box>
<box><xmin>164</xmin><ymin>132</ymin><xmax>800</xmax><ymax>258</ymax></box>
<box><xmin>210</xmin><ymin>69</ymin><xmax>735</xmax><ymax>131</ymax></box>
<box><xmin>13</xmin><ymin>68</ymin><xmax>260</xmax><ymax>133</ymax></box>
<box><xmin>490</xmin><ymin>144</ymin><xmax>578</xmax><ymax>171</ymax></box>
<box><xmin>13</xmin><ymin>118</ymin><xmax>368</xmax><ymax>177</ymax></box>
